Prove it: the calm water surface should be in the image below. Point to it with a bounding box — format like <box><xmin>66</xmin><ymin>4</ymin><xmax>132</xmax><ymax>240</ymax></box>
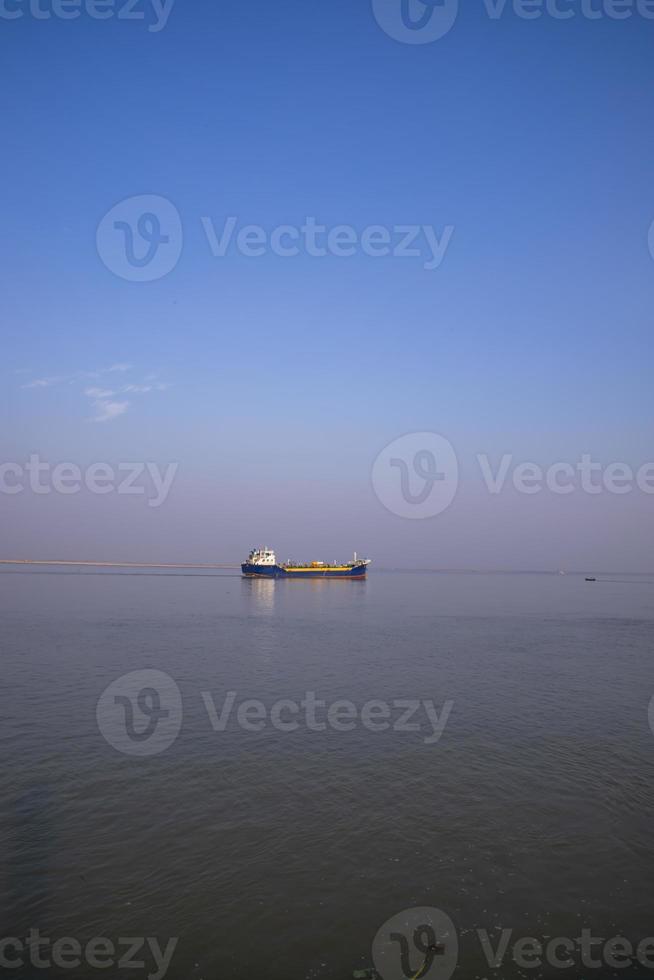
<box><xmin>1</xmin><ymin>569</ymin><xmax>653</xmax><ymax>979</ymax></box>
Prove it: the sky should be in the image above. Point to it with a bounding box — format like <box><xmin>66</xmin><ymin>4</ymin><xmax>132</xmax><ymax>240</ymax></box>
<box><xmin>1</xmin><ymin>0</ymin><xmax>653</xmax><ymax>570</ymax></box>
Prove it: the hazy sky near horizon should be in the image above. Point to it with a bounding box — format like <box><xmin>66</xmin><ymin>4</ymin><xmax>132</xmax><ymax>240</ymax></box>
<box><xmin>2</xmin><ymin>0</ymin><xmax>653</xmax><ymax>570</ymax></box>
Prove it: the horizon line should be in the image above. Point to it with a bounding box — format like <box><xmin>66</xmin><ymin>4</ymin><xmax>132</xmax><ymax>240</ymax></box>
<box><xmin>0</xmin><ymin>559</ymin><xmax>652</xmax><ymax>576</ymax></box>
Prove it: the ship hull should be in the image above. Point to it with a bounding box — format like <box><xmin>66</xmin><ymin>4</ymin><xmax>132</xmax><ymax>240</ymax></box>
<box><xmin>241</xmin><ymin>563</ymin><xmax>367</xmax><ymax>578</ymax></box>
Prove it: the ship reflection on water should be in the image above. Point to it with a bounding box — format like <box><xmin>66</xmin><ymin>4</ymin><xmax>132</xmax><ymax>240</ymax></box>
<box><xmin>241</xmin><ymin>574</ymin><xmax>369</xmax><ymax>617</ymax></box>
<box><xmin>243</xmin><ymin>575</ymin><xmax>277</xmax><ymax>614</ymax></box>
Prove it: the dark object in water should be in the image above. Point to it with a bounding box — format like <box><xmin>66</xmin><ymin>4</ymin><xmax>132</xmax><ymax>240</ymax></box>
<box><xmin>585</xmin><ymin>577</ymin><xmax>596</xmax><ymax>582</ymax></box>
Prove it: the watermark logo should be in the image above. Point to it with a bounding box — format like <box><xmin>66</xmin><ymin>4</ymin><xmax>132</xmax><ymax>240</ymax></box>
<box><xmin>648</xmin><ymin>218</ymin><xmax>654</xmax><ymax>264</ymax></box>
<box><xmin>372</xmin><ymin>433</ymin><xmax>654</xmax><ymax>520</ymax></box>
<box><xmin>371</xmin><ymin>432</ymin><xmax>459</xmax><ymax>519</ymax></box>
<box><xmin>96</xmin><ymin>195</ymin><xmax>183</xmax><ymax>282</ymax></box>
<box><xmin>373</xmin><ymin>907</ymin><xmax>654</xmax><ymax>976</ymax></box>
<box><xmin>371</xmin><ymin>0</ymin><xmax>459</xmax><ymax>44</ymax></box>
<box><xmin>372</xmin><ymin>906</ymin><xmax>459</xmax><ymax>980</ymax></box>
<box><xmin>371</xmin><ymin>0</ymin><xmax>654</xmax><ymax>43</ymax></box>
<box><xmin>96</xmin><ymin>669</ymin><xmax>183</xmax><ymax>756</ymax></box>
<box><xmin>96</xmin><ymin>202</ymin><xmax>454</xmax><ymax>281</ymax></box>
<box><xmin>97</xmin><ymin>675</ymin><xmax>454</xmax><ymax>756</ymax></box>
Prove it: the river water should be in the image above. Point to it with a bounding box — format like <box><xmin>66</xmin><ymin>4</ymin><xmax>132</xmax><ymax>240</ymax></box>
<box><xmin>1</xmin><ymin>568</ymin><xmax>653</xmax><ymax>979</ymax></box>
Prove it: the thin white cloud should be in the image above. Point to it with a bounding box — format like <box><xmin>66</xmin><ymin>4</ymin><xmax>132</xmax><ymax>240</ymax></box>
<box><xmin>21</xmin><ymin>363</ymin><xmax>169</xmax><ymax>422</ymax></box>
<box><xmin>85</xmin><ymin>387</ymin><xmax>116</xmax><ymax>398</ymax></box>
<box><xmin>21</xmin><ymin>376</ymin><xmax>63</xmax><ymax>389</ymax></box>
<box><xmin>121</xmin><ymin>382</ymin><xmax>169</xmax><ymax>393</ymax></box>
<box><xmin>91</xmin><ymin>400</ymin><xmax>129</xmax><ymax>423</ymax></box>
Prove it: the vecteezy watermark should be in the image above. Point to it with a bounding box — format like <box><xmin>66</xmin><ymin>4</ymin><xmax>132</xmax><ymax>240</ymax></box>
<box><xmin>475</xmin><ymin>454</ymin><xmax>654</xmax><ymax>496</ymax></box>
<box><xmin>96</xmin><ymin>669</ymin><xmax>184</xmax><ymax>756</ymax></box>
<box><xmin>201</xmin><ymin>216</ymin><xmax>454</xmax><ymax>270</ymax></box>
<box><xmin>97</xmin><ymin>195</ymin><xmax>183</xmax><ymax>282</ymax></box>
<box><xmin>0</xmin><ymin>455</ymin><xmax>178</xmax><ymax>508</ymax></box>
<box><xmin>0</xmin><ymin>930</ymin><xmax>177</xmax><ymax>979</ymax></box>
<box><xmin>371</xmin><ymin>433</ymin><xmax>459</xmax><ymax>520</ymax></box>
<box><xmin>372</xmin><ymin>907</ymin><xmax>654</xmax><ymax>979</ymax></box>
<box><xmin>96</xmin><ymin>195</ymin><xmax>455</xmax><ymax>282</ymax></box>
<box><xmin>475</xmin><ymin>927</ymin><xmax>654</xmax><ymax>972</ymax></box>
<box><xmin>96</xmin><ymin>670</ymin><xmax>455</xmax><ymax>756</ymax></box>
<box><xmin>0</xmin><ymin>0</ymin><xmax>175</xmax><ymax>30</ymax></box>
<box><xmin>373</xmin><ymin>907</ymin><xmax>459</xmax><ymax>980</ymax></box>
<box><xmin>372</xmin><ymin>0</ymin><xmax>654</xmax><ymax>44</ymax></box>
<box><xmin>372</xmin><ymin>432</ymin><xmax>654</xmax><ymax>519</ymax></box>
<box><xmin>371</xmin><ymin>0</ymin><xmax>460</xmax><ymax>45</ymax></box>
<box><xmin>201</xmin><ymin>691</ymin><xmax>453</xmax><ymax>744</ymax></box>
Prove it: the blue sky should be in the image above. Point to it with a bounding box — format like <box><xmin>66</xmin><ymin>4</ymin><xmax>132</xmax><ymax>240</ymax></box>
<box><xmin>2</xmin><ymin>0</ymin><xmax>653</xmax><ymax>569</ymax></box>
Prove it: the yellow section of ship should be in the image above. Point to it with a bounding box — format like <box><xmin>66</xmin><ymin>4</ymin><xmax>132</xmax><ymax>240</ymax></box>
<box><xmin>283</xmin><ymin>564</ymin><xmax>354</xmax><ymax>572</ymax></box>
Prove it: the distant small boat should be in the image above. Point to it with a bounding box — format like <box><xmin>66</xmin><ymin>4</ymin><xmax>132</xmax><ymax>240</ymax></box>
<box><xmin>585</xmin><ymin>577</ymin><xmax>596</xmax><ymax>582</ymax></box>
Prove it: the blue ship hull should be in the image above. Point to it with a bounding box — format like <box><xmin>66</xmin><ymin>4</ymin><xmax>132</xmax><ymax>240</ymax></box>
<box><xmin>241</xmin><ymin>563</ymin><xmax>368</xmax><ymax>579</ymax></box>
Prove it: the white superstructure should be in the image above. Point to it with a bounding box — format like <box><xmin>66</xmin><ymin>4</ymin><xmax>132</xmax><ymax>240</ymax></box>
<box><xmin>245</xmin><ymin>548</ymin><xmax>277</xmax><ymax>566</ymax></box>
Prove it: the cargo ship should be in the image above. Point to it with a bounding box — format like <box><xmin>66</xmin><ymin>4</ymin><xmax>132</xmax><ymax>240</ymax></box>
<box><xmin>242</xmin><ymin>548</ymin><xmax>371</xmax><ymax>579</ymax></box>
